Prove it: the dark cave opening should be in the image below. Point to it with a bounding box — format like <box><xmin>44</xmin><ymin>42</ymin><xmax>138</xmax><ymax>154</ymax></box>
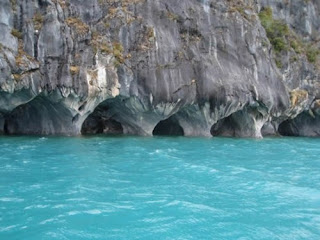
<box><xmin>81</xmin><ymin>115</ymin><xmax>123</xmax><ymax>135</ymax></box>
<box><xmin>210</xmin><ymin>107</ymin><xmax>265</xmax><ymax>138</ymax></box>
<box><xmin>81</xmin><ymin>97</ymin><xmax>126</xmax><ymax>136</ymax></box>
<box><xmin>277</xmin><ymin>112</ymin><xmax>320</xmax><ymax>137</ymax></box>
<box><xmin>3</xmin><ymin>96</ymin><xmax>76</xmax><ymax>135</ymax></box>
<box><xmin>153</xmin><ymin>116</ymin><xmax>184</xmax><ymax>136</ymax></box>
<box><xmin>210</xmin><ymin>115</ymin><xmax>235</xmax><ymax>137</ymax></box>
<box><xmin>3</xmin><ymin>118</ymin><xmax>9</xmax><ymax>135</ymax></box>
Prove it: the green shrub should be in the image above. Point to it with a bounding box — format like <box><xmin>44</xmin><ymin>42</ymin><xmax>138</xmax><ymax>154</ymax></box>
<box><xmin>259</xmin><ymin>7</ymin><xmax>319</xmax><ymax>65</ymax></box>
<box><xmin>271</xmin><ymin>37</ymin><xmax>288</xmax><ymax>52</ymax></box>
<box><xmin>11</xmin><ymin>28</ymin><xmax>22</xmax><ymax>39</ymax></box>
<box><xmin>306</xmin><ymin>46</ymin><xmax>319</xmax><ymax>63</ymax></box>
<box><xmin>290</xmin><ymin>55</ymin><xmax>298</xmax><ymax>62</ymax></box>
<box><xmin>100</xmin><ymin>43</ymin><xmax>112</xmax><ymax>54</ymax></box>
<box><xmin>10</xmin><ymin>0</ymin><xmax>17</xmax><ymax>10</ymax></box>
<box><xmin>259</xmin><ymin>7</ymin><xmax>289</xmax><ymax>53</ymax></box>
<box><xmin>275</xmin><ymin>58</ymin><xmax>283</xmax><ymax>68</ymax></box>
<box><xmin>259</xmin><ymin>7</ymin><xmax>273</xmax><ymax>28</ymax></box>
<box><xmin>66</xmin><ymin>17</ymin><xmax>89</xmax><ymax>35</ymax></box>
<box><xmin>113</xmin><ymin>42</ymin><xmax>124</xmax><ymax>64</ymax></box>
<box><xmin>33</xmin><ymin>12</ymin><xmax>44</xmax><ymax>30</ymax></box>
<box><xmin>290</xmin><ymin>39</ymin><xmax>303</xmax><ymax>54</ymax></box>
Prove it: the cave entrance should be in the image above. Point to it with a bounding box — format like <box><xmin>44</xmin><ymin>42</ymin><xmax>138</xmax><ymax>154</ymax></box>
<box><xmin>81</xmin><ymin>97</ymin><xmax>127</xmax><ymax>136</ymax></box>
<box><xmin>81</xmin><ymin>116</ymin><xmax>123</xmax><ymax>135</ymax></box>
<box><xmin>3</xmin><ymin>96</ymin><xmax>77</xmax><ymax>135</ymax></box>
<box><xmin>153</xmin><ymin>116</ymin><xmax>184</xmax><ymax>136</ymax></box>
<box><xmin>210</xmin><ymin>107</ymin><xmax>265</xmax><ymax>138</ymax></box>
<box><xmin>81</xmin><ymin>100</ymin><xmax>123</xmax><ymax>135</ymax></box>
<box><xmin>210</xmin><ymin>115</ymin><xmax>235</xmax><ymax>137</ymax></box>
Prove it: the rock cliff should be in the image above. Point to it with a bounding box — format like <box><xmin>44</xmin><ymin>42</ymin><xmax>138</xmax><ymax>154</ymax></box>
<box><xmin>0</xmin><ymin>0</ymin><xmax>319</xmax><ymax>137</ymax></box>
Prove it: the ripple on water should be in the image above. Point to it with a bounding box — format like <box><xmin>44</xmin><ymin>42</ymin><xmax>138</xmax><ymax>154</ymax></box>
<box><xmin>0</xmin><ymin>225</ymin><xmax>19</xmax><ymax>232</ymax></box>
<box><xmin>84</xmin><ymin>209</ymin><xmax>102</xmax><ymax>215</ymax></box>
<box><xmin>0</xmin><ymin>198</ymin><xmax>24</xmax><ymax>203</ymax></box>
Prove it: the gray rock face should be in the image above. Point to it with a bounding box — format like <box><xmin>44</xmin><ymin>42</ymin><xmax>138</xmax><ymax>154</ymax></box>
<box><xmin>0</xmin><ymin>0</ymin><xmax>319</xmax><ymax>137</ymax></box>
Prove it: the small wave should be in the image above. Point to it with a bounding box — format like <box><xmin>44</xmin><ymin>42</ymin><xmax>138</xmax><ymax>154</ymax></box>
<box><xmin>184</xmin><ymin>163</ymin><xmax>219</xmax><ymax>174</ymax></box>
<box><xmin>0</xmin><ymin>225</ymin><xmax>19</xmax><ymax>232</ymax></box>
<box><xmin>52</xmin><ymin>204</ymin><xmax>67</xmax><ymax>209</ymax></box>
<box><xmin>67</xmin><ymin>211</ymin><xmax>81</xmax><ymax>216</ymax></box>
<box><xmin>28</xmin><ymin>184</ymin><xmax>42</xmax><ymax>190</ymax></box>
<box><xmin>230</xmin><ymin>166</ymin><xmax>249</xmax><ymax>174</ymax></box>
<box><xmin>165</xmin><ymin>200</ymin><xmax>180</xmax><ymax>206</ymax></box>
<box><xmin>131</xmin><ymin>193</ymin><xmax>154</xmax><ymax>198</ymax></box>
<box><xmin>78</xmin><ymin>186</ymin><xmax>102</xmax><ymax>193</ymax></box>
<box><xmin>109</xmin><ymin>179</ymin><xmax>132</xmax><ymax>184</ymax></box>
<box><xmin>17</xmin><ymin>145</ymin><xmax>35</xmax><ymax>150</ymax></box>
<box><xmin>142</xmin><ymin>216</ymin><xmax>174</xmax><ymax>223</ymax></box>
<box><xmin>39</xmin><ymin>218</ymin><xmax>56</xmax><ymax>225</ymax></box>
<box><xmin>164</xmin><ymin>200</ymin><xmax>224</xmax><ymax>214</ymax></box>
<box><xmin>24</xmin><ymin>204</ymin><xmax>49</xmax><ymax>210</ymax></box>
<box><xmin>145</xmin><ymin>199</ymin><xmax>167</xmax><ymax>204</ymax></box>
<box><xmin>149</xmin><ymin>149</ymin><xmax>162</xmax><ymax>155</ymax></box>
<box><xmin>168</xmin><ymin>148</ymin><xmax>178</xmax><ymax>152</ymax></box>
<box><xmin>0</xmin><ymin>197</ymin><xmax>24</xmax><ymax>202</ymax></box>
<box><xmin>150</xmin><ymin>149</ymin><xmax>177</xmax><ymax>155</ymax></box>
<box><xmin>112</xmin><ymin>204</ymin><xmax>135</xmax><ymax>210</ymax></box>
<box><xmin>84</xmin><ymin>209</ymin><xmax>102</xmax><ymax>215</ymax></box>
<box><xmin>66</xmin><ymin>198</ymin><xmax>88</xmax><ymax>202</ymax></box>
<box><xmin>54</xmin><ymin>190</ymin><xmax>78</xmax><ymax>196</ymax></box>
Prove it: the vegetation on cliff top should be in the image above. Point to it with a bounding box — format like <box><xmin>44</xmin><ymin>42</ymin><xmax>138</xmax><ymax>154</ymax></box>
<box><xmin>259</xmin><ymin>7</ymin><xmax>289</xmax><ymax>53</ymax></box>
<box><xmin>259</xmin><ymin>7</ymin><xmax>319</xmax><ymax>67</ymax></box>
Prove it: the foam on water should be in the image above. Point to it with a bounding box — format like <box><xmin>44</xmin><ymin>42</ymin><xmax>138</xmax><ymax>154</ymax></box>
<box><xmin>1</xmin><ymin>136</ymin><xmax>320</xmax><ymax>239</ymax></box>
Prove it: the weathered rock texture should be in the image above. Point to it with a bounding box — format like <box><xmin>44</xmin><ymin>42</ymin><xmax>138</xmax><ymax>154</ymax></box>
<box><xmin>0</xmin><ymin>0</ymin><xmax>319</xmax><ymax>137</ymax></box>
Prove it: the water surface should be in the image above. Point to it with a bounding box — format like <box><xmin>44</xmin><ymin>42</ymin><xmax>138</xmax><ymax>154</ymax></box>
<box><xmin>1</xmin><ymin>136</ymin><xmax>320</xmax><ymax>239</ymax></box>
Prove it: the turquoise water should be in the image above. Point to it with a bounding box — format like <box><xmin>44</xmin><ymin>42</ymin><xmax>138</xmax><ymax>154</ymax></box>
<box><xmin>1</xmin><ymin>136</ymin><xmax>320</xmax><ymax>240</ymax></box>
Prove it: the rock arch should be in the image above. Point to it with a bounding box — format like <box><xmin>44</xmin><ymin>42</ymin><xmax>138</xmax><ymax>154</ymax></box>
<box><xmin>3</xmin><ymin>89</ymin><xmax>103</xmax><ymax>135</ymax></box>
<box><xmin>153</xmin><ymin>115</ymin><xmax>184</xmax><ymax>136</ymax></box>
<box><xmin>4</xmin><ymin>96</ymin><xmax>78</xmax><ymax>135</ymax></box>
<box><xmin>81</xmin><ymin>103</ymin><xmax>124</xmax><ymax>135</ymax></box>
<box><xmin>210</xmin><ymin>107</ymin><xmax>267</xmax><ymax>138</ymax></box>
